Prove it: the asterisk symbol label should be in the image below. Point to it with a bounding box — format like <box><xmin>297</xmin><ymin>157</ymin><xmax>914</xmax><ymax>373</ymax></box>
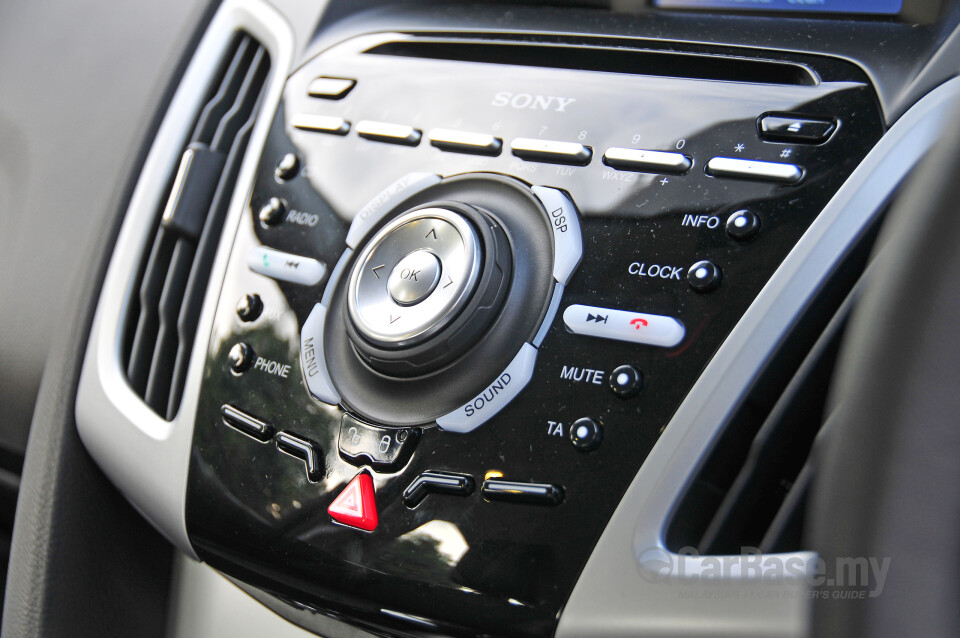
<box><xmin>734</xmin><ymin>143</ymin><xmax>745</xmax><ymax>153</ymax></box>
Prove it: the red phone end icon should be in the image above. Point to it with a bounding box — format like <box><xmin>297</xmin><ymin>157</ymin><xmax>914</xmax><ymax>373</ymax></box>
<box><xmin>630</xmin><ymin>317</ymin><xmax>648</xmax><ymax>329</ymax></box>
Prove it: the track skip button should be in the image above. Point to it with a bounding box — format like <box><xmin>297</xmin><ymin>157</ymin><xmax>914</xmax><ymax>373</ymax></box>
<box><xmin>563</xmin><ymin>304</ymin><xmax>685</xmax><ymax>348</ymax></box>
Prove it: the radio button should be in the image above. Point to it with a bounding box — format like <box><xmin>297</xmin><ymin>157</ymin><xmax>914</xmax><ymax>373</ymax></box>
<box><xmin>291</xmin><ymin>114</ymin><xmax>350</xmax><ymax>135</ymax></box>
<box><xmin>428</xmin><ymin>128</ymin><xmax>502</xmax><ymax>156</ymax></box>
<box><xmin>706</xmin><ymin>157</ymin><xmax>803</xmax><ymax>184</ymax></box>
<box><xmin>356</xmin><ymin>120</ymin><xmax>422</xmax><ymax>146</ymax></box>
<box><xmin>602</xmin><ymin>147</ymin><xmax>692</xmax><ymax>174</ymax></box>
<box><xmin>563</xmin><ymin>304</ymin><xmax>685</xmax><ymax>348</ymax></box>
<box><xmin>306</xmin><ymin>76</ymin><xmax>356</xmax><ymax>99</ymax></box>
<box><xmin>510</xmin><ymin>138</ymin><xmax>592</xmax><ymax>166</ymax></box>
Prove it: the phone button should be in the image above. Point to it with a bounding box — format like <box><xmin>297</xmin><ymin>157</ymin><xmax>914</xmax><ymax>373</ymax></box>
<box><xmin>562</xmin><ymin>304</ymin><xmax>685</xmax><ymax>348</ymax></box>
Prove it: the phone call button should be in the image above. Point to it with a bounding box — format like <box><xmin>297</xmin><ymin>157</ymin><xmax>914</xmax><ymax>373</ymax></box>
<box><xmin>562</xmin><ymin>304</ymin><xmax>685</xmax><ymax>348</ymax></box>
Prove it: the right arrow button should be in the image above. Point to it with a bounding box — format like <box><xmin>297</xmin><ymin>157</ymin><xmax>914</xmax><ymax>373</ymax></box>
<box><xmin>563</xmin><ymin>304</ymin><xmax>685</xmax><ymax>348</ymax></box>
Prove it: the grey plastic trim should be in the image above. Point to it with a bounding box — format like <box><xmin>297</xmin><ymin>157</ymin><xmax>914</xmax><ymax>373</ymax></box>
<box><xmin>557</xmin><ymin>77</ymin><xmax>960</xmax><ymax>638</ymax></box>
<box><xmin>75</xmin><ymin>0</ymin><xmax>295</xmax><ymax>556</ymax></box>
<box><xmin>167</xmin><ymin>554</ymin><xmax>320</xmax><ymax>638</ymax></box>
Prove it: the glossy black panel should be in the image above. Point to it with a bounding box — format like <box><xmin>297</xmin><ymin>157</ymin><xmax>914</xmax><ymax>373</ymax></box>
<box><xmin>186</xmin><ymin>35</ymin><xmax>884</xmax><ymax>638</ymax></box>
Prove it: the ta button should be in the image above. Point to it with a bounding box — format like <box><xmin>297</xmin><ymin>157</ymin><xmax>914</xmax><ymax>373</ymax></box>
<box><xmin>388</xmin><ymin>249</ymin><xmax>442</xmax><ymax>306</ymax></box>
<box><xmin>570</xmin><ymin>417</ymin><xmax>602</xmax><ymax>452</ymax></box>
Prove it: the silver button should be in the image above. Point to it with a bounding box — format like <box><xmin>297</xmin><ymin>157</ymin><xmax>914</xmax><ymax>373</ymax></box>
<box><xmin>428</xmin><ymin>128</ymin><xmax>502</xmax><ymax>155</ymax></box>
<box><xmin>705</xmin><ymin>157</ymin><xmax>803</xmax><ymax>184</ymax></box>
<box><xmin>291</xmin><ymin>114</ymin><xmax>350</xmax><ymax>135</ymax></box>
<box><xmin>347</xmin><ymin>208</ymin><xmax>481</xmax><ymax>345</ymax></box>
<box><xmin>306</xmin><ymin>77</ymin><xmax>356</xmax><ymax>99</ymax></box>
<box><xmin>388</xmin><ymin>250</ymin><xmax>442</xmax><ymax>306</ymax></box>
<box><xmin>602</xmin><ymin>147</ymin><xmax>692</xmax><ymax>174</ymax></box>
<box><xmin>510</xmin><ymin>138</ymin><xmax>592</xmax><ymax>165</ymax></box>
<box><xmin>356</xmin><ymin>120</ymin><xmax>422</xmax><ymax>146</ymax></box>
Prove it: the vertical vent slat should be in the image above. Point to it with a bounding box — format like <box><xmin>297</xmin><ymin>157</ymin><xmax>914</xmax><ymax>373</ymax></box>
<box><xmin>144</xmin><ymin>240</ymin><xmax>196</xmax><ymax>413</ymax></box>
<box><xmin>121</xmin><ymin>32</ymin><xmax>270</xmax><ymax>420</ymax></box>
<box><xmin>192</xmin><ymin>36</ymin><xmax>254</xmax><ymax>144</ymax></box>
<box><xmin>211</xmin><ymin>47</ymin><xmax>269</xmax><ymax>151</ymax></box>
<box><xmin>126</xmin><ymin>231</ymin><xmax>176</xmax><ymax>393</ymax></box>
<box><xmin>665</xmin><ymin>205</ymin><xmax>886</xmax><ymax>556</ymax></box>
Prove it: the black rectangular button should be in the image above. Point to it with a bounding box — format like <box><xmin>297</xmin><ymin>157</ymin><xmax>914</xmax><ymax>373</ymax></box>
<box><xmin>403</xmin><ymin>471</ymin><xmax>475</xmax><ymax>507</ymax></box>
<box><xmin>759</xmin><ymin>114</ymin><xmax>837</xmax><ymax>144</ymax></box>
<box><xmin>221</xmin><ymin>405</ymin><xmax>273</xmax><ymax>442</ymax></box>
<box><xmin>482</xmin><ymin>479</ymin><xmax>564</xmax><ymax>505</ymax></box>
<box><xmin>339</xmin><ymin>414</ymin><xmax>420</xmax><ymax>473</ymax></box>
<box><xmin>276</xmin><ymin>432</ymin><xmax>323</xmax><ymax>482</ymax></box>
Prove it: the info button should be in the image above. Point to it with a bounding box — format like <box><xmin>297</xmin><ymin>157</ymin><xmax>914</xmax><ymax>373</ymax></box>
<box><xmin>563</xmin><ymin>304</ymin><xmax>685</xmax><ymax>348</ymax></box>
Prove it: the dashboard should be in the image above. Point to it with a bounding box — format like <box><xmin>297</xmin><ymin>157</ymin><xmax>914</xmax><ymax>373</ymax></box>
<box><xmin>3</xmin><ymin>1</ymin><xmax>960</xmax><ymax>637</ymax></box>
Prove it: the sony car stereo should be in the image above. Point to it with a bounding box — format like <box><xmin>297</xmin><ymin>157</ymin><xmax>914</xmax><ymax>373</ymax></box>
<box><xmin>183</xmin><ymin>32</ymin><xmax>883</xmax><ymax>637</ymax></box>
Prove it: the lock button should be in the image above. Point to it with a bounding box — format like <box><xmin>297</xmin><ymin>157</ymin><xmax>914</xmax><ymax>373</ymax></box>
<box><xmin>338</xmin><ymin>414</ymin><xmax>421</xmax><ymax>473</ymax></box>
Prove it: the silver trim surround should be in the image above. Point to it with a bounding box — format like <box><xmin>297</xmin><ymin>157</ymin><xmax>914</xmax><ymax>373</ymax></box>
<box><xmin>557</xmin><ymin>77</ymin><xmax>960</xmax><ymax>638</ymax></box>
<box><xmin>75</xmin><ymin>0</ymin><xmax>295</xmax><ymax>555</ymax></box>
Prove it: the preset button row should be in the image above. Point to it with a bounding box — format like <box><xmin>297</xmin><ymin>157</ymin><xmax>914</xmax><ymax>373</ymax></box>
<box><xmin>289</xmin><ymin>116</ymin><xmax>805</xmax><ymax>184</ymax></box>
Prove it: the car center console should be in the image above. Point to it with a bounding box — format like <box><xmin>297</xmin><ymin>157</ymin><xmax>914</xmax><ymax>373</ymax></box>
<box><xmin>182</xmin><ymin>29</ymin><xmax>883</xmax><ymax>637</ymax></box>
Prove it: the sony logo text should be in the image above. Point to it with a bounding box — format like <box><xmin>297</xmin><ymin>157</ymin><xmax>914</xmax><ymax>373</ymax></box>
<box><xmin>491</xmin><ymin>91</ymin><xmax>576</xmax><ymax>112</ymax></box>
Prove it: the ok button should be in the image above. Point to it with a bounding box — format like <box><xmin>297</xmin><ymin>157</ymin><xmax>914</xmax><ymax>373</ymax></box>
<box><xmin>388</xmin><ymin>249</ymin><xmax>442</xmax><ymax>306</ymax></box>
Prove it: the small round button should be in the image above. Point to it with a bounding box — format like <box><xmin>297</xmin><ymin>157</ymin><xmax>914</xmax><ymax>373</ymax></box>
<box><xmin>609</xmin><ymin>365</ymin><xmax>643</xmax><ymax>398</ymax></box>
<box><xmin>236</xmin><ymin>294</ymin><xmax>263</xmax><ymax>322</ymax></box>
<box><xmin>274</xmin><ymin>153</ymin><xmax>300</xmax><ymax>181</ymax></box>
<box><xmin>387</xmin><ymin>250</ymin><xmax>442</xmax><ymax>306</ymax></box>
<box><xmin>570</xmin><ymin>417</ymin><xmax>603</xmax><ymax>452</ymax></box>
<box><xmin>228</xmin><ymin>342</ymin><xmax>254</xmax><ymax>374</ymax></box>
<box><xmin>726</xmin><ymin>209</ymin><xmax>760</xmax><ymax>241</ymax></box>
<box><xmin>687</xmin><ymin>260</ymin><xmax>722</xmax><ymax>292</ymax></box>
<box><xmin>258</xmin><ymin>197</ymin><xmax>286</xmax><ymax>226</ymax></box>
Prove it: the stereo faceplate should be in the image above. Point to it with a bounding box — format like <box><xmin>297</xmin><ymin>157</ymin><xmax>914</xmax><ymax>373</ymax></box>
<box><xmin>185</xmin><ymin>34</ymin><xmax>883</xmax><ymax>637</ymax></box>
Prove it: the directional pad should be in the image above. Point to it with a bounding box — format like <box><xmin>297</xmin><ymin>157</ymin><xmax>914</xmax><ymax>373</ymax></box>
<box><xmin>328</xmin><ymin>472</ymin><xmax>379</xmax><ymax>531</ymax></box>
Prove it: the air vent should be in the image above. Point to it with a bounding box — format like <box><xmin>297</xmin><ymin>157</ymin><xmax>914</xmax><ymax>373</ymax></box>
<box><xmin>122</xmin><ymin>33</ymin><xmax>270</xmax><ymax>420</ymax></box>
<box><xmin>666</xmin><ymin>208</ymin><xmax>887</xmax><ymax>555</ymax></box>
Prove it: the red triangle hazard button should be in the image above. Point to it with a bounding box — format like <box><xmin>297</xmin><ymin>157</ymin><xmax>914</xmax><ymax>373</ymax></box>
<box><xmin>328</xmin><ymin>472</ymin><xmax>378</xmax><ymax>531</ymax></box>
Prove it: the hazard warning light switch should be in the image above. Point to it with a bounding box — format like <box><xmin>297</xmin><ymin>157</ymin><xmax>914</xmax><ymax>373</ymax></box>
<box><xmin>328</xmin><ymin>472</ymin><xmax>379</xmax><ymax>531</ymax></box>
